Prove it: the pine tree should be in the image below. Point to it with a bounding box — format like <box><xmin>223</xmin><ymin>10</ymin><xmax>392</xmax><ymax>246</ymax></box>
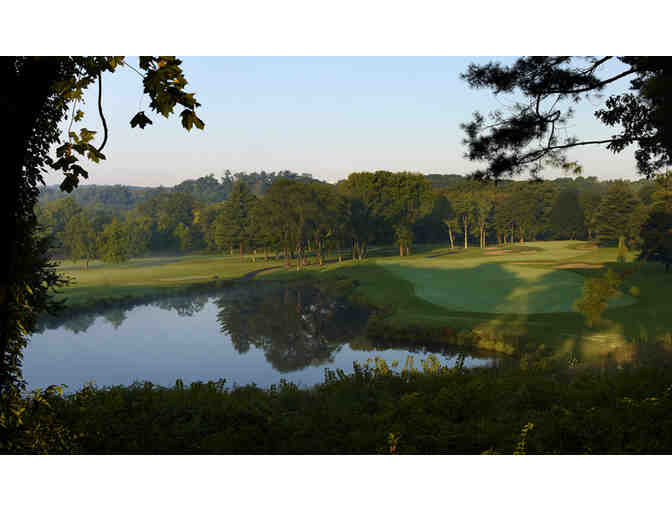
<box><xmin>473</xmin><ymin>186</ymin><xmax>495</xmax><ymax>248</ymax></box>
<box><xmin>595</xmin><ymin>182</ymin><xmax>641</xmax><ymax>247</ymax></box>
<box><xmin>214</xmin><ymin>181</ymin><xmax>257</xmax><ymax>257</ymax></box>
<box><xmin>549</xmin><ymin>189</ymin><xmax>585</xmax><ymax>240</ymax></box>
<box><xmin>579</xmin><ymin>191</ymin><xmax>601</xmax><ymax>241</ymax></box>
<box><xmin>451</xmin><ymin>191</ymin><xmax>476</xmax><ymax>248</ymax></box>
<box><xmin>510</xmin><ymin>186</ymin><xmax>538</xmax><ymax>243</ymax></box>
<box><xmin>650</xmin><ymin>171</ymin><xmax>672</xmax><ymax>213</ymax></box>
<box><xmin>638</xmin><ymin>209</ymin><xmax>672</xmax><ymax>272</ymax></box>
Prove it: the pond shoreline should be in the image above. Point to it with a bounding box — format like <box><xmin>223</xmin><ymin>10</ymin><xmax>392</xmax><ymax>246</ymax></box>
<box><xmin>39</xmin><ymin>265</ymin><xmax>520</xmax><ymax>363</ymax></box>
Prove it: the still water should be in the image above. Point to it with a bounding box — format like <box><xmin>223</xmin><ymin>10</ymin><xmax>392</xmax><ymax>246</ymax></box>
<box><xmin>25</xmin><ymin>283</ymin><xmax>495</xmax><ymax>391</ymax></box>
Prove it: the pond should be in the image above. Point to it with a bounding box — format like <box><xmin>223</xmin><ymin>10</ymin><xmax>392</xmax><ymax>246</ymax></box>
<box><xmin>25</xmin><ymin>282</ymin><xmax>496</xmax><ymax>391</ymax></box>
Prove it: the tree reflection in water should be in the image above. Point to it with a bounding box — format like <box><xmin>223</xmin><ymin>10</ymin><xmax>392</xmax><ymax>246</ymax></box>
<box><xmin>216</xmin><ymin>285</ymin><xmax>370</xmax><ymax>372</ymax></box>
<box><xmin>155</xmin><ymin>294</ymin><xmax>209</xmax><ymax>317</ymax></box>
<box><xmin>34</xmin><ymin>293</ymin><xmax>212</xmax><ymax>334</ymax></box>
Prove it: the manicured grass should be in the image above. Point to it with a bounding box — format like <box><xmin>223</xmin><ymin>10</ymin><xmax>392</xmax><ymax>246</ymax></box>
<box><xmin>54</xmin><ymin>254</ymin><xmax>284</xmax><ymax>307</ymax></box>
<box><xmin>376</xmin><ymin>241</ymin><xmax>637</xmax><ymax>315</ymax></box>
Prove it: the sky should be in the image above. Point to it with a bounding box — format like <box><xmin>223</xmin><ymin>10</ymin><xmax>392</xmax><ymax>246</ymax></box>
<box><xmin>42</xmin><ymin>56</ymin><xmax>642</xmax><ymax>188</ymax></box>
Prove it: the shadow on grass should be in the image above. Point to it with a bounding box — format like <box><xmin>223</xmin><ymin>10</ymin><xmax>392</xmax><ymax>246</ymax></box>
<box><xmin>375</xmin><ymin>259</ymin><xmax>672</xmax><ymax>366</ymax></box>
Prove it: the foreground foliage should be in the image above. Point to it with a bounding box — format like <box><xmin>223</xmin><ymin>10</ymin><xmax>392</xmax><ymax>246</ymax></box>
<box><xmin>461</xmin><ymin>57</ymin><xmax>671</xmax><ymax>179</ymax></box>
<box><xmin>5</xmin><ymin>358</ymin><xmax>672</xmax><ymax>454</ymax></box>
<box><xmin>2</xmin><ymin>56</ymin><xmax>203</xmax><ymax>400</ymax></box>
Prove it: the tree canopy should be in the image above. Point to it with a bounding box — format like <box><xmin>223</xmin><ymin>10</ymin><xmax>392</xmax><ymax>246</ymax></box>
<box><xmin>638</xmin><ymin>210</ymin><xmax>672</xmax><ymax>272</ymax></box>
<box><xmin>461</xmin><ymin>57</ymin><xmax>671</xmax><ymax>180</ymax></box>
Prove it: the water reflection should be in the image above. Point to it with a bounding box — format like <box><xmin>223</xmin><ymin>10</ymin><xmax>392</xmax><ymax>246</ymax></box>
<box><xmin>35</xmin><ymin>293</ymin><xmax>213</xmax><ymax>334</ymax></box>
<box><xmin>27</xmin><ymin>282</ymin><xmax>495</xmax><ymax>391</ymax></box>
<box><xmin>103</xmin><ymin>309</ymin><xmax>127</xmax><ymax>329</ymax></box>
<box><xmin>216</xmin><ymin>285</ymin><xmax>369</xmax><ymax>372</ymax></box>
<box><xmin>156</xmin><ymin>294</ymin><xmax>209</xmax><ymax>317</ymax></box>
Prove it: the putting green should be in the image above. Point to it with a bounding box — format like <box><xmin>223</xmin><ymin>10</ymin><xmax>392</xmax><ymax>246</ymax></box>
<box><xmin>382</xmin><ymin>260</ymin><xmax>636</xmax><ymax>315</ymax></box>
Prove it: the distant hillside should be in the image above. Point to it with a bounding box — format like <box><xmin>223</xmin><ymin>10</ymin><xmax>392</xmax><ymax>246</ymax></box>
<box><xmin>39</xmin><ymin>171</ymin><xmax>326</xmax><ymax>214</ymax></box>
<box><xmin>39</xmin><ymin>184</ymin><xmax>157</xmax><ymax>214</ymax></box>
<box><xmin>41</xmin><ymin>171</ymin><xmax>642</xmax><ymax>215</ymax></box>
<box><xmin>424</xmin><ymin>173</ymin><xmax>470</xmax><ymax>188</ymax></box>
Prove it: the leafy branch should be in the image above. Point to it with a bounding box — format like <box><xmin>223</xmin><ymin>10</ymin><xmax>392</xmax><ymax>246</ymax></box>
<box><xmin>48</xmin><ymin>57</ymin><xmax>205</xmax><ymax>192</ymax></box>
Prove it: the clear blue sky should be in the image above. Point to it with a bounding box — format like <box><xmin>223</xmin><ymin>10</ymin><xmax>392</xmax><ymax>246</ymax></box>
<box><xmin>46</xmin><ymin>56</ymin><xmax>639</xmax><ymax>187</ymax></box>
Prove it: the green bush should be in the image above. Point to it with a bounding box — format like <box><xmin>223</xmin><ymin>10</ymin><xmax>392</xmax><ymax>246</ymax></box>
<box><xmin>7</xmin><ymin>359</ymin><xmax>672</xmax><ymax>454</ymax></box>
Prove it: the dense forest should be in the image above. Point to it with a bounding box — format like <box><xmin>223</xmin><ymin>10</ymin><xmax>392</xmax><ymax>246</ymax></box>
<box><xmin>37</xmin><ymin>169</ymin><xmax>672</xmax><ymax>271</ymax></box>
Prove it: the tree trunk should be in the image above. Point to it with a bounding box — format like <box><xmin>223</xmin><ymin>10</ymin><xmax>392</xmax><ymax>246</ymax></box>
<box><xmin>400</xmin><ymin>244</ymin><xmax>404</xmax><ymax>257</ymax></box>
<box><xmin>463</xmin><ymin>220</ymin><xmax>468</xmax><ymax>249</ymax></box>
<box><xmin>406</xmin><ymin>246</ymin><xmax>410</xmax><ymax>256</ymax></box>
<box><xmin>1</xmin><ymin>57</ymin><xmax>62</xmax><ymax>389</ymax></box>
<box><xmin>448</xmin><ymin>225</ymin><xmax>454</xmax><ymax>249</ymax></box>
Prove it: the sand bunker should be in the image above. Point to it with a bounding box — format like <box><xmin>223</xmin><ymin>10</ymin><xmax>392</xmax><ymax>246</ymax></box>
<box><xmin>554</xmin><ymin>263</ymin><xmax>604</xmax><ymax>269</ymax></box>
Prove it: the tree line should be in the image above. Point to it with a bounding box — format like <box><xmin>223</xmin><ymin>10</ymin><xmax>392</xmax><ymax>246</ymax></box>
<box><xmin>37</xmin><ymin>170</ymin><xmax>672</xmax><ymax>271</ymax></box>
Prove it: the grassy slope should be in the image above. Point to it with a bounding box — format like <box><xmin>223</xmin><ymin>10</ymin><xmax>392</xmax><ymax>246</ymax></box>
<box><xmin>55</xmin><ymin>254</ymin><xmax>283</xmax><ymax>307</ymax></box>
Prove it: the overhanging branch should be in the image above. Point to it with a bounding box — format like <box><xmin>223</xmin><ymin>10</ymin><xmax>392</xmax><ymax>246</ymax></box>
<box><xmin>97</xmin><ymin>72</ymin><xmax>108</xmax><ymax>152</ymax></box>
<box><xmin>546</xmin><ymin>68</ymin><xmax>638</xmax><ymax>95</ymax></box>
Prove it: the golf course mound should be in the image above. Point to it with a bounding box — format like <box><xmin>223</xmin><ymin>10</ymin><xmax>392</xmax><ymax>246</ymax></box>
<box><xmin>383</xmin><ymin>260</ymin><xmax>635</xmax><ymax>315</ymax></box>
